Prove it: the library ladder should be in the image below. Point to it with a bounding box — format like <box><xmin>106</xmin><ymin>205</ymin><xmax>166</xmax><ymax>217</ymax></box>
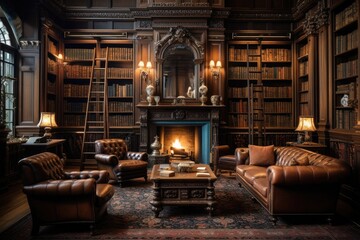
<box><xmin>247</xmin><ymin>39</ymin><xmax>266</xmax><ymax>145</ymax></box>
<box><xmin>80</xmin><ymin>47</ymin><xmax>109</xmax><ymax>170</ymax></box>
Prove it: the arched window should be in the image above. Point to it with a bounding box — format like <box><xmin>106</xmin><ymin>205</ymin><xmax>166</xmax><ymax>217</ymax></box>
<box><xmin>0</xmin><ymin>18</ymin><xmax>16</xmax><ymax>135</ymax></box>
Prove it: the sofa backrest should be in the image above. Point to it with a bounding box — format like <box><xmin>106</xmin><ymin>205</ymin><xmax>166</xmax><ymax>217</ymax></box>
<box><xmin>275</xmin><ymin>146</ymin><xmax>348</xmax><ymax>168</ymax></box>
<box><xmin>18</xmin><ymin>152</ymin><xmax>65</xmax><ymax>186</ymax></box>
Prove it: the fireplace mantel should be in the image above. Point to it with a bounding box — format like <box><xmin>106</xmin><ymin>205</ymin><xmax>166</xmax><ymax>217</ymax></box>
<box><xmin>136</xmin><ymin>103</ymin><xmax>224</xmax><ymax>164</ymax></box>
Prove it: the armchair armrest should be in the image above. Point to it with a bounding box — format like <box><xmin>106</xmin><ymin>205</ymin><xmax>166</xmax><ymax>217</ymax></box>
<box><xmin>127</xmin><ymin>151</ymin><xmax>148</xmax><ymax>161</ymax></box>
<box><xmin>94</xmin><ymin>153</ymin><xmax>119</xmax><ymax>167</ymax></box>
<box><xmin>267</xmin><ymin>165</ymin><xmax>351</xmax><ymax>186</ymax></box>
<box><xmin>65</xmin><ymin>170</ymin><xmax>110</xmax><ymax>183</ymax></box>
<box><xmin>235</xmin><ymin>148</ymin><xmax>249</xmax><ymax>165</ymax></box>
<box><xmin>213</xmin><ymin>145</ymin><xmax>231</xmax><ymax>165</ymax></box>
<box><xmin>23</xmin><ymin>178</ymin><xmax>96</xmax><ymax>196</ymax></box>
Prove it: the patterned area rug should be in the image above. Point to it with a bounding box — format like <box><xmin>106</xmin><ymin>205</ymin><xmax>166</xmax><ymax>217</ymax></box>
<box><xmin>2</xmin><ymin>175</ymin><xmax>360</xmax><ymax>239</ymax></box>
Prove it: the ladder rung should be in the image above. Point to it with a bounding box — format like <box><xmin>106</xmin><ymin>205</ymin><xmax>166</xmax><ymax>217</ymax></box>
<box><xmin>95</xmin><ymin>57</ymin><xmax>107</xmax><ymax>60</ymax></box>
<box><xmin>249</xmin><ymin>71</ymin><xmax>262</xmax><ymax>73</ymax></box>
<box><xmin>248</xmin><ymin>54</ymin><xmax>261</xmax><ymax>57</ymax></box>
<box><xmin>89</xmin><ymin>101</ymin><xmax>104</xmax><ymax>103</ymax></box>
<box><xmin>87</xmin><ymin>120</ymin><xmax>104</xmax><ymax>123</ymax></box>
<box><xmin>94</xmin><ymin>67</ymin><xmax>106</xmax><ymax>70</ymax></box>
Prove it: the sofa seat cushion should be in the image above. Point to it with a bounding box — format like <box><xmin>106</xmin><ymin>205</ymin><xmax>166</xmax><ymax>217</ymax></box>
<box><xmin>218</xmin><ymin>155</ymin><xmax>237</xmax><ymax>170</ymax></box>
<box><xmin>253</xmin><ymin>177</ymin><xmax>268</xmax><ymax>197</ymax></box>
<box><xmin>96</xmin><ymin>183</ymin><xmax>115</xmax><ymax>206</ymax></box>
<box><xmin>236</xmin><ymin>165</ymin><xmax>264</xmax><ymax>176</ymax></box>
<box><xmin>116</xmin><ymin>160</ymin><xmax>148</xmax><ymax>171</ymax></box>
<box><xmin>244</xmin><ymin>168</ymin><xmax>267</xmax><ymax>185</ymax></box>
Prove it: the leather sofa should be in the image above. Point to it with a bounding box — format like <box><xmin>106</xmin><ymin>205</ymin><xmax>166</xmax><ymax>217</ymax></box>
<box><xmin>235</xmin><ymin>146</ymin><xmax>352</xmax><ymax>224</ymax></box>
<box><xmin>18</xmin><ymin>152</ymin><xmax>115</xmax><ymax>235</ymax></box>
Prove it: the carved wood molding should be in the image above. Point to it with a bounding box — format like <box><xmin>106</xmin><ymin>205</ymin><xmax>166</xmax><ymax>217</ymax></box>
<box><xmin>303</xmin><ymin>1</ymin><xmax>329</xmax><ymax>36</ymax></box>
<box><xmin>154</xmin><ymin>26</ymin><xmax>204</xmax><ymax>60</ymax></box>
<box><xmin>19</xmin><ymin>40</ymin><xmax>41</xmax><ymax>49</ymax></box>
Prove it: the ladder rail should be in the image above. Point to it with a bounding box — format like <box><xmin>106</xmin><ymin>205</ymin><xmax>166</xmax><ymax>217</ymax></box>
<box><xmin>247</xmin><ymin>39</ymin><xmax>266</xmax><ymax>146</ymax></box>
<box><xmin>80</xmin><ymin>47</ymin><xmax>109</xmax><ymax>170</ymax></box>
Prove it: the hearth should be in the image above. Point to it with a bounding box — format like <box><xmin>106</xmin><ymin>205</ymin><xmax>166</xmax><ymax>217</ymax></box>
<box><xmin>137</xmin><ymin>104</ymin><xmax>223</xmax><ymax>164</ymax></box>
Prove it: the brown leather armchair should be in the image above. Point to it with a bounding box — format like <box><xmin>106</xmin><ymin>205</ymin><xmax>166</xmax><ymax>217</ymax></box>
<box><xmin>18</xmin><ymin>152</ymin><xmax>114</xmax><ymax>235</ymax></box>
<box><xmin>213</xmin><ymin>145</ymin><xmax>247</xmax><ymax>176</ymax></box>
<box><xmin>94</xmin><ymin>139</ymin><xmax>148</xmax><ymax>187</ymax></box>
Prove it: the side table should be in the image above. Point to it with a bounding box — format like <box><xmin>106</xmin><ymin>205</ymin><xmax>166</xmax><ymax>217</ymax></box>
<box><xmin>148</xmin><ymin>154</ymin><xmax>170</xmax><ymax>168</ymax></box>
<box><xmin>22</xmin><ymin>139</ymin><xmax>66</xmax><ymax>158</ymax></box>
<box><xmin>286</xmin><ymin>142</ymin><xmax>327</xmax><ymax>154</ymax></box>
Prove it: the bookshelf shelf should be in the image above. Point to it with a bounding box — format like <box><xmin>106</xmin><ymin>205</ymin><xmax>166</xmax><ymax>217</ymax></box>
<box><xmin>333</xmin><ymin>0</ymin><xmax>358</xmax><ymax>130</ymax></box>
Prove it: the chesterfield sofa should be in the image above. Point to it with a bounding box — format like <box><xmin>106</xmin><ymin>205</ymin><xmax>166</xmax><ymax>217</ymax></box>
<box><xmin>235</xmin><ymin>145</ymin><xmax>352</xmax><ymax>224</ymax></box>
<box><xmin>18</xmin><ymin>152</ymin><xmax>114</xmax><ymax>235</ymax></box>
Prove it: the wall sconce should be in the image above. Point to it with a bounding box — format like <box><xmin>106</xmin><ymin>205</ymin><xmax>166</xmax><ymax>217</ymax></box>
<box><xmin>210</xmin><ymin>60</ymin><xmax>222</xmax><ymax>80</ymax></box>
<box><xmin>139</xmin><ymin>60</ymin><xmax>152</xmax><ymax>84</ymax></box>
<box><xmin>37</xmin><ymin>112</ymin><xmax>58</xmax><ymax>140</ymax></box>
<box><xmin>295</xmin><ymin>116</ymin><xmax>317</xmax><ymax>144</ymax></box>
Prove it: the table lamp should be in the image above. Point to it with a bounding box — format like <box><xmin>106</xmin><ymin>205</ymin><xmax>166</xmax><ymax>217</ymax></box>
<box><xmin>37</xmin><ymin>112</ymin><xmax>58</xmax><ymax>139</ymax></box>
<box><xmin>295</xmin><ymin>116</ymin><xmax>316</xmax><ymax>144</ymax></box>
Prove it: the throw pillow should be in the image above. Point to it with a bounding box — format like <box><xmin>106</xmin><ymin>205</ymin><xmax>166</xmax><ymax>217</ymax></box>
<box><xmin>248</xmin><ymin>144</ymin><xmax>275</xmax><ymax>166</ymax></box>
<box><xmin>289</xmin><ymin>155</ymin><xmax>309</xmax><ymax>166</ymax></box>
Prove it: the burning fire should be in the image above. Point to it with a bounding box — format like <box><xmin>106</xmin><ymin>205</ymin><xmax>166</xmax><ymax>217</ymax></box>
<box><xmin>172</xmin><ymin>138</ymin><xmax>183</xmax><ymax>149</ymax></box>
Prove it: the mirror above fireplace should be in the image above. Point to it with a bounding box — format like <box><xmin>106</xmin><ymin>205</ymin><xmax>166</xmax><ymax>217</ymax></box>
<box><xmin>155</xmin><ymin>26</ymin><xmax>205</xmax><ymax>102</ymax></box>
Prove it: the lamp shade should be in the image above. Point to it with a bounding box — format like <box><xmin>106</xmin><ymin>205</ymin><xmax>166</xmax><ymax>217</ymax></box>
<box><xmin>295</xmin><ymin>116</ymin><xmax>316</xmax><ymax>132</ymax></box>
<box><xmin>37</xmin><ymin>112</ymin><xmax>58</xmax><ymax>128</ymax></box>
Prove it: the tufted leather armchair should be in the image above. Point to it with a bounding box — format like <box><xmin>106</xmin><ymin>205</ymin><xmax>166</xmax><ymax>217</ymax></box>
<box><xmin>18</xmin><ymin>152</ymin><xmax>114</xmax><ymax>235</ymax></box>
<box><xmin>213</xmin><ymin>145</ymin><xmax>246</xmax><ymax>176</ymax></box>
<box><xmin>94</xmin><ymin>139</ymin><xmax>148</xmax><ymax>187</ymax></box>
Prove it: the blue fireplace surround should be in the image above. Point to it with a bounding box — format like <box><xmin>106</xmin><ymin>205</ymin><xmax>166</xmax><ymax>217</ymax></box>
<box><xmin>137</xmin><ymin>103</ymin><xmax>224</xmax><ymax>165</ymax></box>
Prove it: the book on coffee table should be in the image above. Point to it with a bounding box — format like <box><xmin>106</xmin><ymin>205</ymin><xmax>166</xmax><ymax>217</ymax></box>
<box><xmin>196</xmin><ymin>172</ymin><xmax>210</xmax><ymax>177</ymax></box>
<box><xmin>160</xmin><ymin>170</ymin><xmax>175</xmax><ymax>177</ymax></box>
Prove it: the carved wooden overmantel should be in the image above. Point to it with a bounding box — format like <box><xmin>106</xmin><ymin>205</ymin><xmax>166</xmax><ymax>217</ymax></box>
<box><xmin>136</xmin><ymin>103</ymin><xmax>224</xmax><ymax>163</ymax></box>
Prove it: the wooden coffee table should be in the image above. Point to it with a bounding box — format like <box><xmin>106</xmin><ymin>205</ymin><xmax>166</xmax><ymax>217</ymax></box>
<box><xmin>149</xmin><ymin>164</ymin><xmax>217</xmax><ymax>217</ymax></box>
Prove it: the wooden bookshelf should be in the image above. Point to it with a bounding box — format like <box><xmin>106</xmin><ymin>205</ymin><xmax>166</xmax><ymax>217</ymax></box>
<box><xmin>44</xmin><ymin>34</ymin><xmax>60</xmax><ymax>113</ymax></box>
<box><xmin>333</xmin><ymin>0</ymin><xmax>358</xmax><ymax>130</ymax></box>
<box><xmin>226</xmin><ymin>40</ymin><xmax>294</xmax><ymax>146</ymax></box>
<box><xmin>296</xmin><ymin>36</ymin><xmax>310</xmax><ymax>116</ymax></box>
<box><xmin>227</xmin><ymin>41</ymin><xmax>293</xmax><ymax>129</ymax></box>
<box><xmin>61</xmin><ymin>40</ymin><xmax>135</xmax><ymax>128</ymax></box>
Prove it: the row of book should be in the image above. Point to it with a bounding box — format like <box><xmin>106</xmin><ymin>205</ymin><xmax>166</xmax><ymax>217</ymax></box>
<box><xmin>299</xmin><ymin>103</ymin><xmax>310</xmax><ymax>116</ymax></box>
<box><xmin>48</xmin><ymin>39</ymin><xmax>58</xmax><ymax>56</ymax></box>
<box><xmin>335</xmin><ymin>109</ymin><xmax>357</xmax><ymax>130</ymax></box>
<box><xmin>48</xmin><ymin>59</ymin><xmax>58</xmax><ymax>73</ymax></box>
<box><xmin>47</xmin><ymin>80</ymin><xmax>56</xmax><ymax>94</ymax></box>
<box><xmin>336</xmin><ymin>82</ymin><xmax>356</xmax><ymax>100</ymax></box>
<box><xmin>65</xmin><ymin>48</ymin><xmax>94</xmax><ymax>61</ymax></box>
<box><xmin>228</xmin><ymin>86</ymin><xmax>292</xmax><ymax>98</ymax></box>
<box><xmin>108</xmin><ymin>84</ymin><xmax>133</xmax><ymax>97</ymax></box>
<box><xmin>228</xmin><ymin>114</ymin><xmax>292</xmax><ymax>127</ymax></box>
<box><xmin>298</xmin><ymin>44</ymin><xmax>309</xmax><ymax>58</ymax></box>
<box><xmin>299</xmin><ymin>61</ymin><xmax>308</xmax><ymax>77</ymax></box>
<box><xmin>64</xmin><ymin>84</ymin><xmax>89</xmax><ymax>97</ymax></box>
<box><xmin>228</xmin><ymin>66</ymin><xmax>292</xmax><ymax>80</ymax></box>
<box><xmin>299</xmin><ymin>81</ymin><xmax>309</xmax><ymax>92</ymax></box>
<box><xmin>335</xmin><ymin>29</ymin><xmax>358</xmax><ymax>55</ymax></box>
<box><xmin>100</xmin><ymin>47</ymin><xmax>133</xmax><ymax>61</ymax></box>
<box><xmin>228</xmin><ymin>100</ymin><xmax>292</xmax><ymax>113</ymax></box>
<box><xmin>64</xmin><ymin>65</ymin><xmax>134</xmax><ymax>79</ymax></box>
<box><xmin>335</xmin><ymin>1</ymin><xmax>358</xmax><ymax>31</ymax></box>
<box><xmin>336</xmin><ymin>58</ymin><xmax>358</xmax><ymax>79</ymax></box>
<box><xmin>228</xmin><ymin>47</ymin><xmax>291</xmax><ymax>62</ymax></box>
<box><xmin>63</xmin><ymin>115</ymin><xmax>133</xmax><ymax>126</ymax></box>
<box><xmin>108</xmin><ymin>115</ymin><xmax>134</xmax><ymax>126</ymax></box>
<box><xmin>299</xmin><ymin>92</ymin><xmax>309</xmax><ymax>102</ymax></box>
<box><xmin>108</xmin><ymin>102</ymin><xmax>133</xmax><ymax>112</ymax></box>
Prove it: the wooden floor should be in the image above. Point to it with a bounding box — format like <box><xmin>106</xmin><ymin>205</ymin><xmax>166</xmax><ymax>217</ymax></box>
<box><xmin>0</xmin><ymin>180</ymin><xmax>30</xmax><ymax>233</ymax></box>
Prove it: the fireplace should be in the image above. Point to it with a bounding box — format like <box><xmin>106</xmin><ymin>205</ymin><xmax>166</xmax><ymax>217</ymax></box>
<box><xmin>137</xmin><ymin>104</ymin><xmax>223</xmax><ymax>164</ymax></box>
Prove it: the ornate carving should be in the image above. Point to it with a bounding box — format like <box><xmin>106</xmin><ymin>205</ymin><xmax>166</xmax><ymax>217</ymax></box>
<box><xmin>20</xmin><ymin>40</ymin><xmax>41</xmax><ymax>49</ymax></box>
<box><xmin>190</xmin><ymin>189</ymin><xmax>205</xmax><ymax>198</ymax></box>
<box><xmin>303</xmin><ymin>1</ymin><xmax>329</xmax><ymax>36</ymax></box>
<box><xmin>137</xmin><ymin>20</ymin><xmax>152</xmax><ymax>29</ymax></box>
<box><xmin>163</xmin><ymin>189</ymin><xmax>178</xmax><ymax>198</ymax></box>
<box><xmin>172</xmin><ymin>110</ymin><xmax>186</xmax><ymax>120</ymax></box>
<box><xmin>155</xmin><ymin>26</ymin><xmax>204</xmax><ymax>60</ymax></box>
